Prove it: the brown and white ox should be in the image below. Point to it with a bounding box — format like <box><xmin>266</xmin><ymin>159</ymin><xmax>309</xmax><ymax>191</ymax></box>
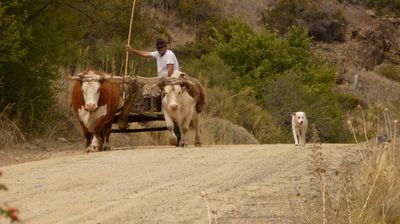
<box><xmin>70</xmin><ymin>69</ymin><xmax>122</xmax><ymax>153</ymax></box>
<box><xmin>158</xmin><ymin>71</ymin><xmax>206</xmax><ymax>147</ymax></box>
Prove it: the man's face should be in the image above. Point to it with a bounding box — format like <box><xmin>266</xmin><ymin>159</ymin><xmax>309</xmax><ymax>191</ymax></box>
<box><xmin>157</xmin><ymin>46</ymin><xmax>167</xmax><ymax>56</ymax></box>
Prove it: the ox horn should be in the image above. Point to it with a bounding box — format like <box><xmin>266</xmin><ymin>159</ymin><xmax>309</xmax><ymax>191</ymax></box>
<box><xmin>175</xmin><ymin>78</ymin><xmax>196</xmax><ymax>88</ymax></box>
<box><xmin>107</xmin><ymin>76</ymin><xmax>135</xmax><ymax>83</ymax></box>
<box><xmin>154</xmin><ymin>76</ymin><xmax>168</xmax><ymax>88</ymax></box>
<box><xmin>68</xmin><ymin>72</ymin><xmax>84</xmax><ymax>80</ymax></box>
<box><xmin>102</xmin><ymin>72</ymin><xmax>114</xmax><ymax>80</ymax></box>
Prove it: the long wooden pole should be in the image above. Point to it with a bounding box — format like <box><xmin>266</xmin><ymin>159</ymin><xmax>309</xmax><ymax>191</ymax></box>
<box><xmin>125</xmin><ymin>0</ymin><xmax>137</xmax><ymax>76</ymax></box>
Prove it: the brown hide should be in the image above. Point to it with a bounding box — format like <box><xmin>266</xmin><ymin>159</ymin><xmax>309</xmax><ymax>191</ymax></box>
<box><xmin>183</xmin><ymin>76</ymin><xmax>206</xmax><ymax>113</ymax></box>
<box><xmin>71</xmin><ymin>80</ymin><xmax>121</xmax><ymax>149</ymax></box>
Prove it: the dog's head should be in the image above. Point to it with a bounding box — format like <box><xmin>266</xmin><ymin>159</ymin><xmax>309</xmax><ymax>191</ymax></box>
<box><xmin>292</xmin><ymin>111</ymin><xmax>307</xmax><ymax>125</ymax></box>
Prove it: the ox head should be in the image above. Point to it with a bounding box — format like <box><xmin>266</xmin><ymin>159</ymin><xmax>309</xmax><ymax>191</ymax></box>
<box><xmin>156</xmin><ymin>72</ymin><xmax>195</xmax><ymax>112</ymax></box>
<box><xmin>70</xmin><ymin>70</ymin><xmax>114</xmax><ymax>112</ymax></box>
<box><xmin>164</xmin><ymin>84</ymin><xmax>184</xmax><ymax>111</ymax></box>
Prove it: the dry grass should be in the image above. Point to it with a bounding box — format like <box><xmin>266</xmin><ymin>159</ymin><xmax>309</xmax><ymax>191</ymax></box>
<box><xmin>0</xmin><ymin>105</ymin><xmax>25</xmax><ymax>149</ymax></box>
<box><xmin>200</xmin><ymin>190</ymin><xmax>218</xmax><ymax>224</ymax></box>
<box><xmin>296</xmin><ymin>107</ymin><xmax>400</xmax><ymax>223</ymax></box>
<box><xmin>110</xmin><ymin>117</ymin><xmax>259</xmax><ymax>147</ymax></box>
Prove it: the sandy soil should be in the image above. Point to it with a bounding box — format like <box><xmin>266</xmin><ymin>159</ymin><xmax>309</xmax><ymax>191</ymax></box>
<box><xmin>0</xmin><ymin>143</ymin><xmax>358</xmax><ymax>224</ymax></box>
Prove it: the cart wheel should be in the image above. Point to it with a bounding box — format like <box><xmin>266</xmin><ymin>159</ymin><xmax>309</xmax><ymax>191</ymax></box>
<box><xmin>173</xmin><ymin>122</ymin><xmax>181</xmax><ymax>146</ymax></box>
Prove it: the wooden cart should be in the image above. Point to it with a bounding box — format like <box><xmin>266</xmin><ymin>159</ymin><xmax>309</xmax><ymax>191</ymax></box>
<box><xmin>109</xmin><ymin>76</ymin><xmax>181</xmax><ymax>142</ymax></box>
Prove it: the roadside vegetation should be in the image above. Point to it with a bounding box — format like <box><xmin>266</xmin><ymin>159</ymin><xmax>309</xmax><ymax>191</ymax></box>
<box><xmin>375</xmin><ymin>64</ymin><xmax>400</xmax><ymax>82</ymax></box>
<box><xmin>0</xmin><ymin>170</ymin><xmax>19</xmax><ymax>222</ymax></box>
<box><xmin>294</xmin><ymin>108</ymin><xmax>400</xmax><ymax>223</ymax></box>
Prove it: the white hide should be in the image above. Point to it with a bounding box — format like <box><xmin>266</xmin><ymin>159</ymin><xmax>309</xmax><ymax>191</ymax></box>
<box><xmin>291</xmin><ymin>111</ymin><xmax>308</xmax><ymax>146</ymax></box>
<box><xmin>78</xmin><ymin>105</ymin><xmax>107</xmax><ymax>133</ymax></box>
<box><xmin>81</xmin><ymin>71</ymin><xmax>102</xmax><ymax>111</ymax></box>
<box><xmin>162</xmin><ymin>71</ymin><xmax>199</xmax><ymax>146</ymax></box>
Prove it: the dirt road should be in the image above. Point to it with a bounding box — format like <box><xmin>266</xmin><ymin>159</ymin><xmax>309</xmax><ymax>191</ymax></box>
<box><xmin>0</xmin><ymin>144</ymin><xmax>357</xmax><ymax>223</ymax></box>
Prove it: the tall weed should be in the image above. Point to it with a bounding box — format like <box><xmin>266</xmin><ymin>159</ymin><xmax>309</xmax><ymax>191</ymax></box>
<box><xmin>298</xmin><ymin>107</ymin><xmax>400</xmax><ymax>223</ymax></box>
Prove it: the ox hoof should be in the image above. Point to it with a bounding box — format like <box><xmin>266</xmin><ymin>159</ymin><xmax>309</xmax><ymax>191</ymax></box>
<box><xmin>195</xmin><ymin>142</ymin><xmax>202</xmax><ymax>147</ymax></box>
<box><xmin>86</xmin><ymin>145</ymin><xmax>100</xmax><ymax>153</ymax></box>
<box><xmin>178</xmin><ymin>143</ymin><xmax>187</xmax><ymax>147</ymax></box>
<box><xmin>169</xmin><ymin>136</ymin><xmax>178</xmax><ymax>146</ymax></box>
<box><xmin>102</xmin><ymin>146</ymin><xmax>111</xmax><ymax>151</ymax></box>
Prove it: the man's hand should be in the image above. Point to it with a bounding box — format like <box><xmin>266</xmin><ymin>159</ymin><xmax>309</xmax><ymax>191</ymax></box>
<box><xmin>126</xmin><ymin>45</ymin><xmax>134</xmax><ymax>52</ymax></box>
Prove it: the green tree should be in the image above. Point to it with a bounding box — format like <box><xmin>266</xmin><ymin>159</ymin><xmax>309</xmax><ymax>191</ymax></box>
<box><xmin>214</xmin><ymin>21</ymin><xmax>350</xmax><ymax>142</ymax></box>
<box><xmin>0</xmin><ymin>0</ymin><xmax>86</xmax><ymax>132</ymax></box>
<box><xmin>216</xmin><ymin>22</ymin><xmax>311</xmax><ymax>98</ymax></box>
<box><xmin>0</xmin><ymin>0</ymin><xmax>29</xmax><ymax>67</ymax></box>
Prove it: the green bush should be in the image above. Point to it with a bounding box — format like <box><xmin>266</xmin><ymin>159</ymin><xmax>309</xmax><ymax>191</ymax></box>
<box><xmin>337</xmin><ymin>93</ymin><xmax>367</xmax><ymax>111</ymax></box>
<box><xmin>374</xmin><ymin>64</ymin><xmax>400</xmax><ymax>82</ymax></box>
<box><xmin>174</xmin><ymin>17</ymin><xmax>233</xmax><ymax>59</ymax></box>
<box><xmin>262</xmin><ymin>71</ymin><xmax>350</xmax><ymax>143</ymax></box>
<box><xmin>215</xmin><ymin>23</ymin><xmax>312</xmax><ymax>98</ymax></box>
<box><xmin>210</xmin><ymin>21</ymin><xmax>351</xmax><ymax>142</ymax></box>
<box><xmin>180</xmin><ymin>53</ymin><xmax>234</xmax><ymax>88</ymax></box>
<box><xmin>205</xmin><ymin>87</ymin><xmax>286</xmax><ymax>143</ymax></box>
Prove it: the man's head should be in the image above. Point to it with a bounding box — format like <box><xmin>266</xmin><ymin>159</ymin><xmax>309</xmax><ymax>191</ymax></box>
<box><xmin>155</xmin><ymin>38</ymin><xmax>168</xmax><ymax>55</ymax></box>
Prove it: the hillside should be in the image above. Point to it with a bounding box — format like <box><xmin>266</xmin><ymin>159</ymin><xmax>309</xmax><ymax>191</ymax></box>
<box><xmin>153</xmin><ymin>0</ymin><xmax>400</xmax><ymax>107</ymax></box>
<box><xmin>316</xmin><ymin>1</ymin><xmax>400</xmax><ymax>106</ymax></box>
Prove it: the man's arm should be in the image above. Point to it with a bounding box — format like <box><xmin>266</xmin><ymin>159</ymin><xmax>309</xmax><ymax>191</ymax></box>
<box><xmin>167</xmin><ymin>64</ymin><xmax>174</xmax><ymax>77</ymax></box>
<box><xmin>127</xmin><ymin>45</ymin><xmax>152</xmax><ymax>58</ymax></box>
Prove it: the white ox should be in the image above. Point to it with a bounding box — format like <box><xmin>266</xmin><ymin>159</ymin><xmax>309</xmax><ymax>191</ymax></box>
<box><xmin>159</xmin><ymin>71</ymin><xmax>206</xmax><ymax>147</ymax></box>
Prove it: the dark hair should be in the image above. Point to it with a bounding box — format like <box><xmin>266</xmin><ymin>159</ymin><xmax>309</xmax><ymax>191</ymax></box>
<box><xmin>155</xmin><ymin>38</ymin><xmax>168</xmax><ymax>48</ymax></box>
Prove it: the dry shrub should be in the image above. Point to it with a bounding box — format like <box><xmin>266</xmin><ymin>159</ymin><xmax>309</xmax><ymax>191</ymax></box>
<box><xmin>200</xmin><ymin>116</ymin><xmax>259</xmax><ymax>145</ymax></box>
<box><xmin>0</xmin><ymin>105</ymin><xmax>25</xmax><ymax>149</ymax></box>
<box><xmin>206</xmin><ymin>86</ymin><xmax>285</xmax><ymax>143</ymax></box>
<box><xmin>110</xmin><ymin>116</ymin><xmax>258</xmax><ymax>147</ymax></box>
<box><xmin>375</xmin><ymin>64</ymin><xmax>400</xmax><ymax>83</ymax></box>
<box><xmin>296</xmin><ymin>107</ymin><xmax>400</xmax><ymax>223</ymax></box>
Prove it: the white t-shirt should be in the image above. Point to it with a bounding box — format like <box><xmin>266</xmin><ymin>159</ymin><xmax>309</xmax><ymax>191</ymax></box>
<box><xmin>150</xmin><ymin>50</ymin><xmax>180</xmax><ymax>77</ymax></box>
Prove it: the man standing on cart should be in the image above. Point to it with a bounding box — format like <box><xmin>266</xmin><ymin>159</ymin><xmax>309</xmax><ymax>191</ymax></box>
<box><xmin>127</xmin><ymin>38</ymin><xmax>180</xmax><ymax>77</ymax></box>
<box><xmin>126</xmin><ymin>38</ymin><xmax>180</xmax><ymax>111</ymax></box>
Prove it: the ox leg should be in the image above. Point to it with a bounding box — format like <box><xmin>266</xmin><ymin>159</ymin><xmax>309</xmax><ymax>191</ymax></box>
<box><xmin>87</xmin><ymin>125</ymin><xmax>105</xmax><ymax>153</ymax></box>
<box><xmin>164</xmin><ymin>114</ymin><xmax>178</xmax><ymax>146</ymax></box>
<box><xmin>173</xmin><ymin>122</ymin><xmax>181</xmax><ymax>146</ymax></box>
<box><xmin>178</xmin><ymin>117</ymin><xmax>192</xmax><ymax>147</ymax></box>
<box><xmin>102</xmin><ymin>122</ymin><xmax>113</xmax><ymax>151</ymax></box>
<box><xmin>79</xmin><ymin>122</ymin><xmax>93</xmax><ymax>148</ymax></box>
<box><xmin>191</xmin><ymin>113</ymin><xmax>201</xmax><ymax>147</ymax></box>
<box><xmin>84</xmin><ymin>132</ymin><xmax>93</xmax><ymax>148</ymax></box>
<box><xmin>87</xmin><ymin>135</ymin><xmax>102</xmax><ymax>153</ymax></box>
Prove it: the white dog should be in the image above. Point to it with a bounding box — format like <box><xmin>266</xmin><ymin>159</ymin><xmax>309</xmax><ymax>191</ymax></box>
<box><xmin>292</xmin><ymin>111</ymin><xmax>308</xmax><ymax>146</ymax></box>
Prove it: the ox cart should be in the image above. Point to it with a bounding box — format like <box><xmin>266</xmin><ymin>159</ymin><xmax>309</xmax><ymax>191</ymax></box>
<box><xmin>70</xmin><ymin>70</ymin><xmax>203</xmax><ymax>151</ymax></box>
<box><xmin>109</xmin><ymin>75</ymin><xmax>181</xmax><ymax>141</ymax></box>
